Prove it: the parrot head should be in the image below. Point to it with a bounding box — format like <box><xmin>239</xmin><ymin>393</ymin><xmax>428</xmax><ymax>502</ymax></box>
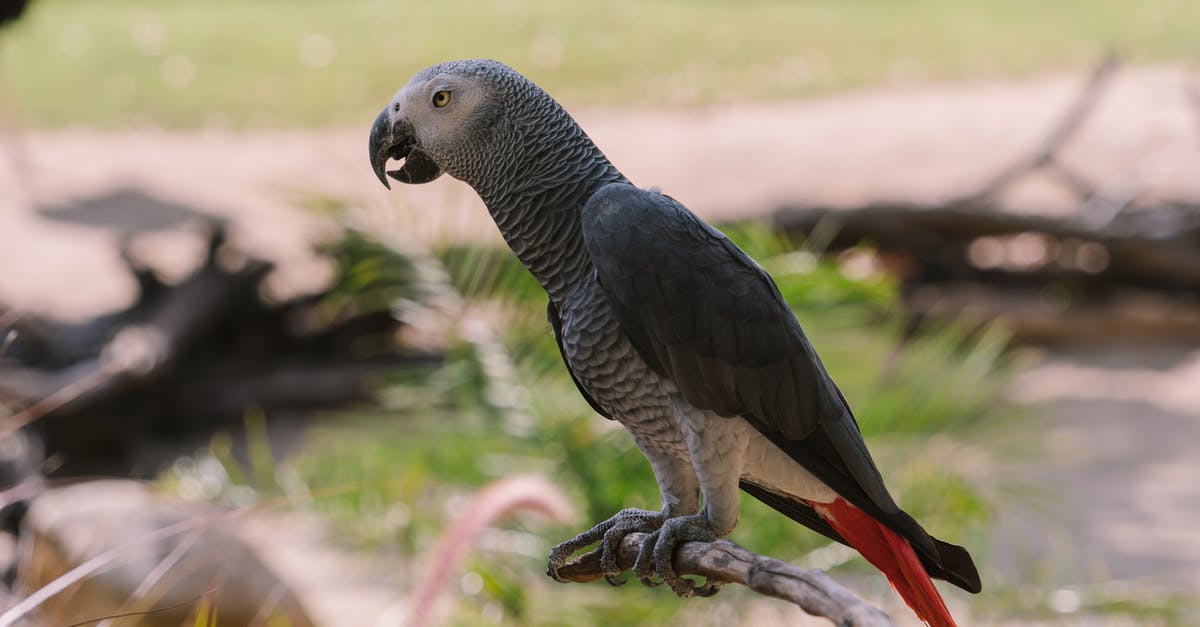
<box><xmin>369</xmin><ymin>59</ymin><xmax>530</xmax><ymax>189</ymax></box>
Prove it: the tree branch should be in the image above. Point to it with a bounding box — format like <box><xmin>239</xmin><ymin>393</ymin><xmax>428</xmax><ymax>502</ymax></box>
<box><xmin>555</xmin><ymin>532</ymin><xmax>893</xmax><ymax>627</ymax></box>
<box><xmin>968</xmin><ymin>52</ymin><xmax>1119</xmax><ymax>203</ymax></box>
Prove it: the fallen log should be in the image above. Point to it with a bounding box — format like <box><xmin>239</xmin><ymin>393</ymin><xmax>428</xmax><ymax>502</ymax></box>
<box><xmin>766</xmin><ymin>56</ymin><xmax>1200</xmax><ymax>345</ymax></box>
<box><xmin>773</xmin><ymin>200</ymin><xmax>1200</xmax><ymax>289</ymax></box>
<box><xmin>0</xmin><ymin>225</ymin><xmax>439</xmax><ymax>477</ymax></box>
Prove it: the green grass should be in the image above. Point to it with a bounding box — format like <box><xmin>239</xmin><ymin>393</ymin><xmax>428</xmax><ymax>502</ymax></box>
<box><xmin>2</xmin><ymin>0</ymin><xmax>1197</xmax><ymax>127</ymax></box>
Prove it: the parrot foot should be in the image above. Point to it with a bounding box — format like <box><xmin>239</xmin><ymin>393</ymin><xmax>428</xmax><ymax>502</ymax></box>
<box><xmin>633</xmin><ymin>514</ymin><xmax>724</xmax><ymax>598</ymax></box>
<box><xmin>547</xmin><ymin>508</ymin><xmax>666</xmax><ymax>586</ymax></box>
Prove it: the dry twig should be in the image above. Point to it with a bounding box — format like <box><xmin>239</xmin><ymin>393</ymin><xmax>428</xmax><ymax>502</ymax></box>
<box><xmin>968</xmin><ymin>52</ymin><xmax>1119</xmax><ymax>203</ymax></box>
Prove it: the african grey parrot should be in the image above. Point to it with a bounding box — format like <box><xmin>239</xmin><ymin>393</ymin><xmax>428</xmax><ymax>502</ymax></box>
<box><xmin>369</xmin><ymin>59</ymin><xmax>980</xmax><ymax>626</ymax></box>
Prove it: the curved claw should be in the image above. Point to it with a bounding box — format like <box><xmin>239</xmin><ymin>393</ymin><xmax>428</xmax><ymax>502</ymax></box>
<box><xmin>693</xmin><ymin>581</ymin><xmax>723</xmax><ymax>597</ymax></box>
<box><xmin>604</xmin><ymin>574</ymin><xmax>627</xmax><ymax>587</ymax></box>
<box><xmin>649</xmin><ymin>514</ymin><xmax>722</xmax><ymax>598</ymax></box>
<box><xmin>546</xmin><ymin>562</ymin><xmax>569</xmax><ymax>583</ymax></box>
<box><xmin>547</xmin><ymin>542</ymin><xmax>584</xmax><ymax>582</ymax></box>
<box><xmin>633</xmin><ymin>529</ymin><xmax>663</xmax><ymax>588</ymax></box>
<box><xmin>663</xmin><ymin>574</ymin><xmax>698</xmax><ymax>597</ymax></box>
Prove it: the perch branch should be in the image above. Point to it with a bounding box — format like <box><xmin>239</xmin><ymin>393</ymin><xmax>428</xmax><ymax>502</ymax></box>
<box><xmin>555</xmin><ymin>532</ymin><xmax>893</xmax><ymax>627</ymax></box>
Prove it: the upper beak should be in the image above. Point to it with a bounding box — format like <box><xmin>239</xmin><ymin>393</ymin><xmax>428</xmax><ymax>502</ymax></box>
<box><xmin>369</xmin><ymin>107</ymin><xmax>407</xmax><ymax>189</ymax></box>
<box><xmin>369</xmin><ymin>106</ymin><xmax>442</xmax><ymax>189</ymax></box>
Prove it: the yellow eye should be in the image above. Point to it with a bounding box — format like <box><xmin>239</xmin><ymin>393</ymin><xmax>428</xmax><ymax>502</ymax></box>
<box><xmin>432</xmin><ymin>90</ymin><xmax>451</xmax><ymax>108</ymax></box>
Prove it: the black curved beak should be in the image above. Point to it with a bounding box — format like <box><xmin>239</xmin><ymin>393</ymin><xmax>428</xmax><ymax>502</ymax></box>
<box><xmin>369</xmin><ymin>107</ymin><xmax>442</xmax><ymax>189</ymax></box>
<box><xmin>369</xmin><ymin>107</ymin><xmax>406</xmax><ymax>189</ymax></box>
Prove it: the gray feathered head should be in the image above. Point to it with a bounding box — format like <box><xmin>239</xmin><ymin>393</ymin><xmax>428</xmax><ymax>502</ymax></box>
<box><xmin>369</xmin><ymin>59</ymin><xmax>590</xmax><ymax>196</ymax></box>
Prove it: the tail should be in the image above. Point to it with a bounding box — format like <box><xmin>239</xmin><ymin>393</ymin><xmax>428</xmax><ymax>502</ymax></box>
<box><xmin>812</xmin><ymin>498</ymin><xmax>959</xmax><ymax>627</ymax></box>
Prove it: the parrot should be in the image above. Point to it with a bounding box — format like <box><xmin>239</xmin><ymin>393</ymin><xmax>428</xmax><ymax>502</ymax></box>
<box><xmin>369</xmin><ymin>59</ymin><xmax>980</xmax><ymax>626</ymax></box>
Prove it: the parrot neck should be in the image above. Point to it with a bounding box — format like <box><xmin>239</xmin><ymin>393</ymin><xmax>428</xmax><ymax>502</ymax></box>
<box><xmin>474</xmin><ymin>123</ymin><xmax>627</xmax><ymax>304</ymax></box>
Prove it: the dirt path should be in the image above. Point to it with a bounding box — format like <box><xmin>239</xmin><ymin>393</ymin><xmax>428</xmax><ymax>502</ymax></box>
<box><xmin>1005</xmin><ymin>346</ymin><xmax>1200</xmax><ymax>594</ymax></box>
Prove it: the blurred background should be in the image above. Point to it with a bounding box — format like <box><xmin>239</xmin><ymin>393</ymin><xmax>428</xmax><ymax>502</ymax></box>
<box><xmin>0</xmin><ymin>1</ymin><xmax>1197</xmax><ymax>625</ymax></box>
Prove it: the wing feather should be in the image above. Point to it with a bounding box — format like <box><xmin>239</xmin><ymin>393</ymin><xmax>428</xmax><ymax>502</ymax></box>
<box><xmin>579</xmin><ymin>181</ymin><xmax>980</xmax><ymax>593</ymax></box>
<box><xmin>547</xmin><ymin>300</ymin><xmax>613</xmax><ymax>420</ymax></box>
<box><xmin>582</xmin><ymin>183</ymin><xmax>914</xmax><ymax>531</ymax></box>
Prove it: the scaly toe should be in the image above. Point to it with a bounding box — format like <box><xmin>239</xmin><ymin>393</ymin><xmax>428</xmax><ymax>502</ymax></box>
<box><xmin>599</xmin><ymin>526</ymin><xmax>627</xmax><ymax>578</ymax></box>
<box><xmin>546</xmin><ymin>551</ymin><xmax>569</xmax><ymax>581</ymax></box>
<box><xmin>651</xmin><ymin>515</ymin><xmax>721</xmax><ymax>598</ymax></box>
<box><xmin>546</xmin><ymin>518</ymin><xmax>614</xmax><ymax>581</ymax></box>
<box><xmin>547</xmin><ymin>538</ymin><xmax>592</xmax><ymax>581</ymax></box>
<box><xmin>633</xmin><ymin>530</ymin><xmax>662</xmax><ymax>587</ymax></box>
<box><xmin>652</xmin><ymin>531</ymin><xmax>693</xmax><ymax>596</ymax></box>
<box><xmin>547</xmin><ymin>508</ymin><xmax>667</xmax><ymax>585</ymax></box>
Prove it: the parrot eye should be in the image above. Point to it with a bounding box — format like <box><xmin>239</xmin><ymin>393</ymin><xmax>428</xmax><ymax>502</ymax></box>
<box><xmin>432</xmin><ymin>90</ymin><xmax>451</xmax><ymax>108</ymax></box>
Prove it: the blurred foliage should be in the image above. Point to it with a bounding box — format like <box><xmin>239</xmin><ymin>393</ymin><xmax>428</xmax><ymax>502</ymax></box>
<box><xmin>3</xmin><ymin>0</ymin><xmax>1199</xmax><ymax>127</ymax></box>
<box><xmin>318</xmin><ymin>230</ymin><xmax>422</xmax><ymax>319</ymax></box>
<box><xmin>439</xmin><ymin>244</ymin><xmax>545</xmax><ymax>305</ymax></box>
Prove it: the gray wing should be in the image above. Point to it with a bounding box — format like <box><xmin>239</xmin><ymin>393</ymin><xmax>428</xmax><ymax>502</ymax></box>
<box><xmin>581</xmin><ymin>182</ymin><xmax>896</xmax><ymax>510</ymax></box>
<box><xmin>579</xmin><ymin>182</ymin><xmax>980</xmax><ymax>593</ymax></box>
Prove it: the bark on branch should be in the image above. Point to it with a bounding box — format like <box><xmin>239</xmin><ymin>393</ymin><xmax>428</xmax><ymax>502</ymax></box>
<box><xmin>555</xmin><ymin>532</ymin><xmax>893</xmax><ymax>627</ymax></box>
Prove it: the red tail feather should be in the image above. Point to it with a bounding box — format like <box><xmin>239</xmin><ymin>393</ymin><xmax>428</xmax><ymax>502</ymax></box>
<box><xmin>812</xmin><ymin>498</ymin><xmax>958</xmax><ymax>627</ymax></box>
